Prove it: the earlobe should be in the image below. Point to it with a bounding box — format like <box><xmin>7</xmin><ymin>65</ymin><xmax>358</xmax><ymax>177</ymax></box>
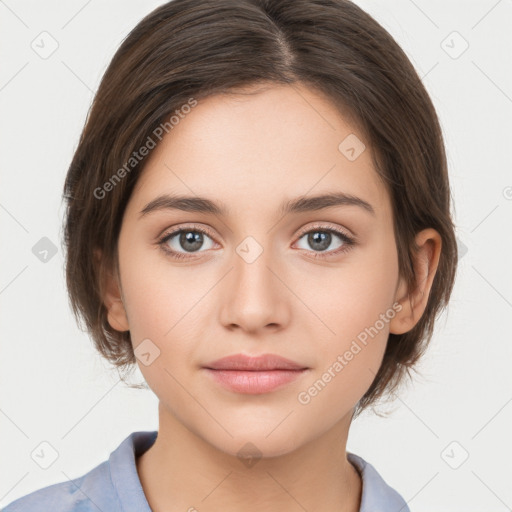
<box><xmin>389</xmin><ymin>228</ymin><xmax>442</xmax><ymax>335</ymax></box>
<box><xmin>94</xmin><ymin>248</ymin><xmax>130</xmax><ymax>333</ymax></box>
<box><xmin>105</xmin><ymin>293</ymin><xmax>130</xmax><ymax>332</ymax></box>
<box><xmin>390</xmin><ymin>275</ymin><xmax>412</xmax><ymax>335</ymax></box>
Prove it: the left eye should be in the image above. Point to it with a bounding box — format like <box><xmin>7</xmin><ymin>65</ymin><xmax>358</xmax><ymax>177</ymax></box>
<box><xmin>295</xmin><ymin>228</ymin><xmax>354</xmax><ymax>254</ymax></box>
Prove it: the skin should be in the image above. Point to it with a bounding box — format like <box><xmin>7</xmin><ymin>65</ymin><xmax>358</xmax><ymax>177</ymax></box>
<box><xmin>100</xmin><ymin>82</ymin><xmax>441</xmax><ymax>512</ymax></box>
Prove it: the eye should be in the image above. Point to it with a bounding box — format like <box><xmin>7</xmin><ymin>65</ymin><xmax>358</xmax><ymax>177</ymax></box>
<box><xmin>294</xmin><ymin>224</ymin><xmax>356</xmax><ymax>259</ymax></box>
<box><xmin>157</xmin><ymin>223</ymin><xmax>356</xmax><ymax>261</ymax></box>
<box><xmin>158</xmin><ymin>226</ymin><xmax>217</xmax><ymax>260</ymax></box>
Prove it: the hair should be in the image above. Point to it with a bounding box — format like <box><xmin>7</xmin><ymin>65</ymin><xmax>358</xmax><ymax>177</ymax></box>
<box><xmin>61</xmin><ymin>0</ymin><xmax>458</xmax><ymax>419</ymax></box>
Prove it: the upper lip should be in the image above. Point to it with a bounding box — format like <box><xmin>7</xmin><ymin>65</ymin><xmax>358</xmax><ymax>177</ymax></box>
<box><xmin>204</xmin><ymin>353</ymin><xmax>307</xmax><ymax>371</ymax></box>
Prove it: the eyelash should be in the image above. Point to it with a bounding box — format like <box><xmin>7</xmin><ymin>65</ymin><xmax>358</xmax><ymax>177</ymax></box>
<box><xmin>157</xmin><ymin>223</ymin><xmax>356</xmax><ymax>261</ymax></box>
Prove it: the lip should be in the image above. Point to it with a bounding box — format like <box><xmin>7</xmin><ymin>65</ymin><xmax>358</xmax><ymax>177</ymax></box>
<box><xmin>202</xmin><ymin>354</ymin><xmax>309</xmax><ymax>394</ymax></box>
<box><xmin>204</xmin><ymin>353</ymin><xmax>307</xmax><ymax>371</ymax></box>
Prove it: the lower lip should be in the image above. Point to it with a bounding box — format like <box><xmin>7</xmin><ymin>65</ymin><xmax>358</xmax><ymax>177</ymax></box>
<box><xmin>203</xmin><ymin>369</ymin><xmax>308</xmax><ymax>394</ymax></box>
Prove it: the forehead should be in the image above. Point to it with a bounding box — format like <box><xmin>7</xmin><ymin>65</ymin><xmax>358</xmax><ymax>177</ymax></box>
<box><xmin>127</xmin><ymin>83</ymin><xmax>390</xmax><ymax>221</ymax></box>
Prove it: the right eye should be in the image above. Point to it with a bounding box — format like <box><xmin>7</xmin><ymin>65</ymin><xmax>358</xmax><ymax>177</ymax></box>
<box><xmin>158</xmin><ymin>226</ymin><xmax>217</xmax><ymax>260</ymax></box>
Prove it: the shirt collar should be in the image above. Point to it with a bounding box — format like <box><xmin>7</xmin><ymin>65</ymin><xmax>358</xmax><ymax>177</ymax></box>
<box><xmin>108</xmin><ymin>430</ymin><xmax>156</xmax><ymax>512</ymax></box>
<box><xmin>347</xmin><ymin>452</ymin><xmax>411</xmax><ymax>512</ymax></box>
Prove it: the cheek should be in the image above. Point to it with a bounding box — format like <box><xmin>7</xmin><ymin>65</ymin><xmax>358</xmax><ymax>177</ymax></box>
<box><xmin>121</xmin><ymin>265</ymin><xmax>204</xmax><ymax>417</ymax></box>
<box><xmin>293</xmin><ymin>239</ymin><xmax>399</xmax><ymax>403</ymax></box>
<box><xmin>295</xmin><ymin>285</ymin><xmax>394</xmax><ymax>418</ymax></box>
<box><xmin>120</xmin><ymin>242</ymin><xmax>211</xmax><ymax>340</ymax></box>
<box><xmin>119</xmin><ymin>248</ymin><xmax>217</xmax><ymax>386</ymax></box>
<box><xmin>297</xmin><ymin>236</ymin><xmax>399</xmax><ymax>339</ymax></box>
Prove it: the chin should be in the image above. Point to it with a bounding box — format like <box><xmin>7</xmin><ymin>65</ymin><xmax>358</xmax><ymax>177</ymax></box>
<box><xmin>200</xmin><ymin>422</ymin><xmax>308</xmax><ymax>462</ymax></box>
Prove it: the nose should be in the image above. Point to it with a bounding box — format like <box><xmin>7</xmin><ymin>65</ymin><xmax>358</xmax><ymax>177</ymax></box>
<box><xmin>218</xmin><ymin>240</ymin><xmax>291</xmax><ymax>335</ymax></box>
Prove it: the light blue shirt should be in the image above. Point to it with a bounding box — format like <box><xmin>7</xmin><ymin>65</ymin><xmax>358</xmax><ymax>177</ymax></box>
<box><xmin>3</xmin><ymin>430</ymin><xmax>411</xmax><ymax>511</ymax></box>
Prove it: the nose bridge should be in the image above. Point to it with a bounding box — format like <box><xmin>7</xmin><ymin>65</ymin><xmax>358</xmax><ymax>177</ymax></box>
<box><xmin>218</xmin><ymin>234</ymin><xmax>288</xmax><ymax>331</ymax></box>
<box><xmin>232</xmin><ymin>234</ymin><xmax>277</xmax><ymax>298</ymax></box>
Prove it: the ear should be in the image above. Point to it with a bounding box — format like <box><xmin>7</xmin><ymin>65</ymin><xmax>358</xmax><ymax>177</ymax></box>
<box><xmin>389</xmin><ymin>228</ymin><xmax>442</xmax><ymax>335</ymax></box>
<box><xmin>94</xmin><ymin>248</ymin><xmax>130</xmax><ymax>332</ymax></box>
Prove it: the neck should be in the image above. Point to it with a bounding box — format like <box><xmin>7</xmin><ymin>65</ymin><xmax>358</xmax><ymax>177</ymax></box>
<box><xmin>136</xmin><ymin>403</ymin><xmax>362</xmax><ymax>512</ymax></box>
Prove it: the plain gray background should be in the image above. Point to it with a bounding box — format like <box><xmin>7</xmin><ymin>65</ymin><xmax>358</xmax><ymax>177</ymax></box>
<box><xmin>1</xmin><ymin>1</ymin><xmax>511</xmax><ymax>510</ymax></box>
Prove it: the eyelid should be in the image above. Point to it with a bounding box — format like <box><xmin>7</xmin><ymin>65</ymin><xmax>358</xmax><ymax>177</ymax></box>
<box><xmin>158</xmin><ymin>223</ymin><xmax>219</xmax><ymax>242</ymax></box>
<box><xmin>294</xmin><ymin>221</ymin><xmax>357</xmax><ymax>242</ymax></box>
<box><xmin>159</xmin><ymin>221</ymin><xmax>355</xmax><ymax>244</ymax></box>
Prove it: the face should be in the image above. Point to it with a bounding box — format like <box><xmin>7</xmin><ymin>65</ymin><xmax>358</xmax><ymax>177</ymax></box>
<box><xmin>106</xmin><ymin>83</ymin><xmax>409</xmax><ymax>458</ymax></box>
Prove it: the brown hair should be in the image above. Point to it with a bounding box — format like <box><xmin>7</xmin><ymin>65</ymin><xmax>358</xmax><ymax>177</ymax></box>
<box><xmin>61</xmin><ymin>0</ymin><xmax>458</xmax><ymax>417</ymax></box>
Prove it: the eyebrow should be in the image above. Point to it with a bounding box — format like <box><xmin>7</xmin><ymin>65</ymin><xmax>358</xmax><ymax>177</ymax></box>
<box><xmin>139</xmin><ymin>191</ymin><xmax>375</xmax><ymax>219</ymax></box>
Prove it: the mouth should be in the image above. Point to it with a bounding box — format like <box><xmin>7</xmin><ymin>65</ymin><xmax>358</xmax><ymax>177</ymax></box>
<box><xmin>202</xmin><ymin>353</ymin><xmax>309</xmax><ymax>394</ymax></box>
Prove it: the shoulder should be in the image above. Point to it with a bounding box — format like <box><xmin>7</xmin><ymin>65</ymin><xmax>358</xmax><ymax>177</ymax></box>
<box><xmin>1</xmin><ymin>460</ymin><xmax>119</xmax><ymax>512</ymax></box>
<box><xmin>2</xmin><ymin>431</ymin><xmax>158</xmax><ymax>512</ymax></box>
<box><xmin>347</xmin><ymin>452</ymin><xmax>411</xmax><ymax>512</ymax></box>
